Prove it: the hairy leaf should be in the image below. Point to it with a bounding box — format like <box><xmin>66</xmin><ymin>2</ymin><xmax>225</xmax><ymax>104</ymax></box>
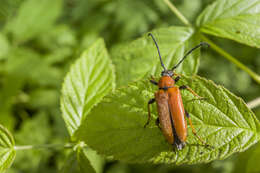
<box><xmin>4</xmin><ymin>0</ymin><xmax>62</xmax><ymax>42</ymax></box>
<box><xmin>111</xmin><ymin>26</ymin><xmax>203</xmax><ymax>86</ymax></box>
<box><xmin>61</xmin><ymin>39</ymin><xmax>115</xmax><ymax>136</ymax></box>
<box><xmin>0</xmin><ymin>124</ymin><xmax>15</xmax><ymax>172</ymax></box>
<box><xmin>197</xmin><ymin>0</ymin><xmax>260</xmax><ymax>48</ymax></box>
<box><xmin>75</xmin><ymin>76</ymin><xmax>260</xmax><ymax>164</ymax></box>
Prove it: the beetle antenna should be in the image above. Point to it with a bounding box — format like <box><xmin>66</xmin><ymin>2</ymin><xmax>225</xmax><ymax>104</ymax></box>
<box><xmin>172</xmin><ymin>42</ymin><xmax>209</xmax><ymax>70</ymax></box>
<box><xmin>148</xmin><ymin>33</ymin><xmax>166</xmax><ymax>71</ymax></box>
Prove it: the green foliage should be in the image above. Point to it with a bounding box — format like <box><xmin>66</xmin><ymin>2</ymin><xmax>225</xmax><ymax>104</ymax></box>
<box><xmin>10</xmin><ymin>112</ymin><xmax>52</xmax><ymax>172</ymax></box>
<box><xmin>60</xmin><ymin>146</ymin><xmax>104</xmax><ymax>173</ymax></box>
<box><xmin>197</xmin><ymin>0</ymin><xmax>260</xmax><ymax>48</ymax></box>
<box><xmin>0</xmin><ymin>124</ymin><xmax>15</xmax><ymax>172</ymax></box>
<box><xmin>246</xmin><ymin>143</ymin><xmax>260</xmax><ymax>173</ymax></box>
<box><xmin>0</xmin><ymin>0</ymin><xmax>260</xmax><ymax>172</ymax></box>
<box><xmin>75</xmin><ymin>76</ymin><xmax>260</xmax><ymax>164</ymax></box>
<box><xmin>60</xmin><ymin>151</ymin><xmax>81</xmax><ymax>173</ymax></box>
<box><xmin>61</xmin><ymin>39</ymin><xmax>115</xmax><ymax>137</ymax></box>
<box><xmin>0</xmin><ymin>33</ymin><xmax>9</xmax><ymax>59</ymax></box>
<box><xmin>77</xmin><ymin>147</ymin><xmax>99</xmax><ymax>173</ymax></box>
<box><xmin>112</xmin><ymin>26</ymin><xmax>200</xmax><ymax>86</ymax></box>
<box><xmin>4</xmin><ymin>0</ymin><xmax>62</xmax><ymax>42</ymax></box>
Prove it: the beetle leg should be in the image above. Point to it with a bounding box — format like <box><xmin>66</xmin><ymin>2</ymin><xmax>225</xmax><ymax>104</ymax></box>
<box><xmin>174</xmin><ymin>76</ymin><xmax>181</xmax><ymax>83</ymax></box>
<box><xmin>144</xmin><ymin>98</ymin><xmax>155</xmax><ymax>128</ymax></box>
<box><xmin>185</xmin><ymin>111</ymin><xmax>210</xmax><ymax>147</ymax></box>
<box><xmin>150</xmin><ymin>80</ymin><xmax>158</xmax><ymax>86</ymax></box>
<box><xmin>173</xmin><ymin>73</ymin><xmax>183</xmax><ymax>83</ymax></box>
<box><xmin>149</xmin><ymin>75</ymin><xmax>158</xmax><ymax>86</ymax></box>
<box><xmin>179</xmin><ymin>85</ymin><xmax>204</xmax><ymax>99</ymax></box>
<box><xmin>156</xmin><ymin>118</ymin><xmax>161</xmax><ymax>129</ymax></box>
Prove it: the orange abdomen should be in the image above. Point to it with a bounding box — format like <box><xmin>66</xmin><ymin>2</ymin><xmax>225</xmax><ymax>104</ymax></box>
<box><xmin>155</xmin><ymin>90</ymin><xmax>174</xmax><ymax>144</ymax></box>
<box><xmin>168</xmin><ymin>87</ymin><xmax>187</xmax><ymax>142</ymax></box>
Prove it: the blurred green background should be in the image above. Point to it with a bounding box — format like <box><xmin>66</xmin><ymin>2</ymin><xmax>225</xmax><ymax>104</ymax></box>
<box><xmin>0</xmin><ymin>0</ymin><xmax>259</xmax><ymax>172</ymax></box>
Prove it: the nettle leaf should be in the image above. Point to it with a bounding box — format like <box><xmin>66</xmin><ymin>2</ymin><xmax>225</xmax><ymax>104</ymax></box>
<box><xmin>75</xmin><ymin>76</ymin><xmax>260</xmax><ymax>164</ymax></box>
<box><xmin>77</xmin><ymin>148</ymin><xmax>96</xmax><ymax>173</ymax></box>
<box><xmin>61</xmin><ymin>39</ymin><xmax>115</xmax><ymax>137</ymax></box>
<box><xmin>4</xmin><ymin>0</ymin><xmax>62</xmax><ymax>42</ymax></box>
<box><xmin>0</xmin><ymin>124</ymin><xmax>16</xmax><ymax>172</ymax></box>
<box><xmin>61</xmin><ymin>147</ymin><xmax>104</xmax><ymax>173</ymax></box>
<box><xmin>111</xmin><ymin>26</ymin><xmax>202</xmax><ymax>87</ymax></box>
<box><xmin>77</xmin><ymin>147</ymin><xmax>105</xmax><ymax>173</ymax></box>
<box><xmin>196</xmin><ymin>0</ymin><xmax>260</xmax><ymax>48</ymax></box>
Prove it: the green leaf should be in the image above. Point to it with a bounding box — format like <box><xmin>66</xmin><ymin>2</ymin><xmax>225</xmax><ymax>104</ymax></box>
<box><xmin>60</xmin><ymin>146</ymin><xmax>104</xmax><ymax>173</ymax></box>
<box><xmin>60</xmin><ymin>151</ymin><xmax>81</xmax><ymax>173</ymax></box>
<box><xmin>246</xmin><ymin>143</ymin><xmax>260</xmax><ymax>173</ymax></box>
<box><xmin>6</xmin><ymin>48</ymin><xmax>62</xmax><ymax>86</ymax></box>
<box><xmin>75</xmin><ymin>76</ymin><xmax>260</xmax><ymax>164</ymax></box>
<box><xmin>79</xmin><ymin>147</ymin><xmax>105</xmax><ymax>173</ymax></box>
<box><xmin>61</xmin><ymin>39</ymin><xmax>115</xmax><ymax>137</ymax></box>
<box><xmin>37</xmin><ymin>25</ymin><xmax>76</xmax><ymax>51</ymax></box>
<box><xmin>196</xmin><ymin>0</ymin><xmax>260</xmax><ymax>48</ymax></box>
<box><xmin>111</xmin><ymin>26</ymin><xmax>202</xmax><ymax>87</ymax></box>
<box><xmin>77</xmin><ymin>147</ymin><xmax>98</xmax><ymax>173</ymax></box>
<box><xmin>13</xmin><ymin>112</ymin><xmax>52</xmax><ymax>172</ymax></box>
<box><xmin>0</xmin><ymin>124</ymin><xmax>16</xmax><ymax>172</ymax></box>
<box><xmin>4</xmin><ymin>0</ymin><xmax>62</xmax><ymax>42</ymax></box>
<box><xmin>0</xmin><ymin>33</ymin><xmax>9</xmax><ymax>60</ymax></box>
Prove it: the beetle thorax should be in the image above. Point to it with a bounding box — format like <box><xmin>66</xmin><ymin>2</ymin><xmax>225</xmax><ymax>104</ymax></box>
<box><xmin>158</xmin><ymin>76</ymin><xmax>175</xmax><ymax>89</ymax></box>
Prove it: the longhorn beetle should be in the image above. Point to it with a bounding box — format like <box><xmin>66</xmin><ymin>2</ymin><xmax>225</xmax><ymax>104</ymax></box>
<box><xmin>144</xmin><ymin>33</ymin><xmax>209</xmax><ymax>150</ymax></box>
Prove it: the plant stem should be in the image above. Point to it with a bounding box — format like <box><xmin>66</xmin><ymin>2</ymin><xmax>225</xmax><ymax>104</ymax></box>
<box><xmin>163</xmin><ymin>0</ymin><xmax>191</xmax><ymax>26</ymax></box>
<box><xmin>14</xmin><ymin>143</ymin><xmax>74</xmax><ymax>151</ymax></box>
<box><xmin>201</xmin><ymin>35</ymin><xmax>260</xmax><ymax>84</ymax></box>
<box><xmin>247</xmin><ymin>97</ymin><xmax>260</xmax><ymax>109</ymax></box>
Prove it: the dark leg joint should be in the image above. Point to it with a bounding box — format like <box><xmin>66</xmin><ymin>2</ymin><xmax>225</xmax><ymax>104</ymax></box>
<box><xmin>179</xmin><ymin>85</ymin><xmax>187</xmax><ymax>90</ymax></box>
<box><xmin>185</xmin><ymin>110</ymin><xmax>190</xmax><ymax>118</ymax></box>
<box><xmin>159</xmin><ymin>86</ymin><xmax>170</xmax><ymax>91</ymax></box>
<box><xmin>150</xmin><ymin>80</ymin><xmax>158</xmax><ymax>86</ymax></box>
<box><xmin>148</xmin><ymin>98</ymin><xmax>155</xmax><ymax>104</ymax></box>
<box><xmin>174</xmin><ymin>76</ymin><xmax>180</xmax><ymax>83</ymax></box>
<box><xmin>155</xmin><ymin>117</ymin><xmax>161</xmax><ymax>130</ymax></box>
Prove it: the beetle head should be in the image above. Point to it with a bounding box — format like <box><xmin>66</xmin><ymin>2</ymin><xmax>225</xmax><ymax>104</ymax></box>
<box><xmin>161</xmin><ymin>70</ymin><xmax>174</xmax><ymax>77</ymax></box>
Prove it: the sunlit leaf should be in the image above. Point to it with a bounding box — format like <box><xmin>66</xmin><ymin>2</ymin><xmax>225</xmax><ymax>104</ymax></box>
<box><xmin>111</xmin><ymin>26</ymin><xmax>203</xmax><ymax>87</ymax></box>
<box><xmin>61</xmin><ymin>39</ymin><xmax>115</xmax><ymax>136</ymax></box>
<box><xmin>197</xmin><ymin>0</ymin><xmax>260</xmax><ymax>48</ymax></box>
<box><xmin>75</xmin><ymin>76</ymin><xmax>260</xmax><ymax>164</ymax></box>
<box><xmin>0</xmin><ymin>124</ymin><xmax>15</xmax><ymax>172</ymax></box>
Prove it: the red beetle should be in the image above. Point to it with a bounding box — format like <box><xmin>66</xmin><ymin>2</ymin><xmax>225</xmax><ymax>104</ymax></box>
<box><xmin>145</xmin><ymin>33</ymin><xmax>209</xmax><ymax>150</ymax></box>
